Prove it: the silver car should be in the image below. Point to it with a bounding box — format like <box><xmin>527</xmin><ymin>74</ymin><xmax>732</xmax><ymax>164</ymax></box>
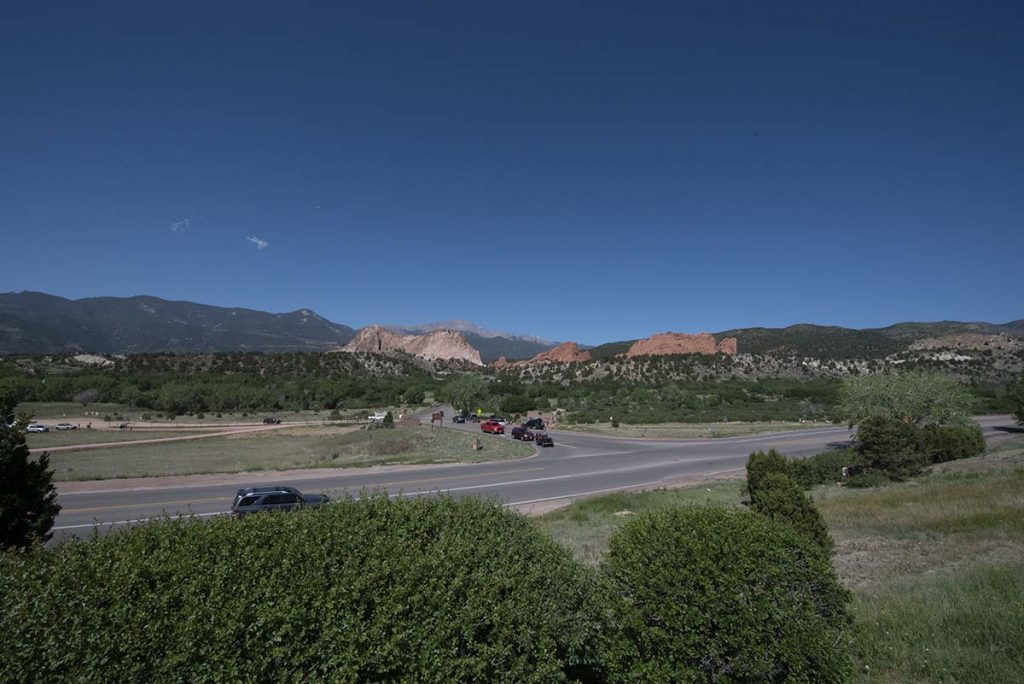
<box><xmin>230</xmin><ymin>486</ymin><xmax>330</xmax><ymax>518</ymax></box>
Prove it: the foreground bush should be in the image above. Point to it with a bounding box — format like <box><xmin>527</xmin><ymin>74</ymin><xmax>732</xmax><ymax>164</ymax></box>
<box><xmin>750</xmin><ymin>472</ymin><xmax>833</xmax><ymax>552</ymax></box>
<box><xmin>600</xmin><ymin>506</ymin><xmax>851</xmax><ymax>682</ymax></box>
<box><xmin>0</xmin><ymin>496</ymin><xmax>602</xmax><ymax>682</ymax></box>
<box><xmin>919</xmin><ymin>423</ymin><xmax>985</xmax><ymax>463</ymax></box>
<box><xmin>745</xmin><ymin>448</ymin><xmax>790</xmax><ymax>493</ymax></box>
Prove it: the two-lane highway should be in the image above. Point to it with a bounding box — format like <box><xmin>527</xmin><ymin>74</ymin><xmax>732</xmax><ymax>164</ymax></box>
<box><xmin>51</xmin><ymin>412</ymin><xmax>1017</xmax><ymax>539</ymax></box>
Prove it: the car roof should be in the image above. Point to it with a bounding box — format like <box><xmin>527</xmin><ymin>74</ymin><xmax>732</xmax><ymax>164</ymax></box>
<box><xmin>236</xmin><ymin>485</ymin><xmax>301</xmax><ymax>496</ymax></box>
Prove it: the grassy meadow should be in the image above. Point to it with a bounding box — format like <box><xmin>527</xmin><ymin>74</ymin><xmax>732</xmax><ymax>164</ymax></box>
<box><xmin>561</xmin><ymin>420</ymin><xmax>835</xmax><ymax>439</ymax></box>
<box><xmin>44</xmin><ymin>424</ymin><xmax>533</xmax><ymax>481</ymax></box>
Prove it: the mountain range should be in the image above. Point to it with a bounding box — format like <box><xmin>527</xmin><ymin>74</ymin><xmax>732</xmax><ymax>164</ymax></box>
<box><xmin>1</xmin><ymin>291</ymin><xmax>1021</xmax><ymax>361</ymax></box>
<box><xmin>0</xmin><ymin>292</ymin><xmax>552</xmax><ymax>361</ymax></box>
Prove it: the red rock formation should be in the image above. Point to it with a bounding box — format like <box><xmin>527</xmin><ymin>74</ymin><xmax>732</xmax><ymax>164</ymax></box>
<box><xmin>527</xmin><ymin>342</ymin><xmax>591</xmax><ymax>364</ymax></box>
<box><xmin>625</xmin><ymin>332</ymin><xmax>738</xmax><ymax>357</ymax></box>
<box><xmin>491</xmin><ymin>356</ymin><xmax>512</xmax><ymax>369</ymax></box>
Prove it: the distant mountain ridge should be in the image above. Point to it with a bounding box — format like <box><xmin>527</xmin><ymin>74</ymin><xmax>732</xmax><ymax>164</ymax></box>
<box><xmin>1</xmin><ymin>291</ymin><xmax>1019</xmax><ymax>360</ymax></box>
<box><xmin>0</xmin><ymin>292</ymin><xmax>356</xmax><ymax>353</ymax></box>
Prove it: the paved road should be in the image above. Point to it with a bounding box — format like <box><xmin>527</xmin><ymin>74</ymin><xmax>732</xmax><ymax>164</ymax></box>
<box><xmin>51</xmin><ymin>411</ymin><xmax>1018</xmax><ymax>540</ymax></box>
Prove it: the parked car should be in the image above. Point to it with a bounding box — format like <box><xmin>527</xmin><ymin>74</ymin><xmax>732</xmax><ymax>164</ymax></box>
<box><xmin>481</xmin><ymin>420</ymin><xmax>505</xmax><ymax>435</ymax></box>
<box><xmin>26</xmin><ymin>423</ymin><xmax>49</xmax><ymax>433</ymax></box>
<box><xmin>534</xmin><ymin>432</ymin><xmax>554</xmax><ymax>447</ymax></box>
<box><xmin>524</xmin><ymin>418</ymin><xmax>545</xmax><ymax>430</ymax></box>
<box><xmin>451</xmin><ymin>415</ymin><xmax>467</xmax><ymax>424</ymax></box>
<box><xmin>467</xmin><ymin>414</ymin><xmax>481</xmax><ymax>423</ymax></box>
<box><xmin>367</xmin><ymin>412</ymin><xmax>388</xmax><ymax>423</ymax></box>
<box><xmin>55</xmin><ymin>423</ymin><xmax>78</xmax><ymax>430</ymax></box>
<box><xmin>231</xmin><ymin>486</ymin><xmax>330</xmax><ymax>518</ymax></box>
<box><xmin>262</xmin><ymin>416</ymin><xmax>282</xmax><ymax>425</ymax></box>
<box><xmin>511</xmin><ymin>426</ymin><xmax>535</xmax><ymax>441</ymax></box>
<box><xmin>489</xmin><ymin>416</ymin><xmax>508</xmax><ymax>426</ymax></box>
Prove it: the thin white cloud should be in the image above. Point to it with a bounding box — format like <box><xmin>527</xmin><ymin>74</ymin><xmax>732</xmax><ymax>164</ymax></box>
<box><xmin>170</xmin><ymin>219</ymin><xmax>190</xmax><ymax>232</ymax></box>
<box><xmin>246</xmin><ymin>235</ymin><xmax>269</xmax><ymax>250</ymax></box>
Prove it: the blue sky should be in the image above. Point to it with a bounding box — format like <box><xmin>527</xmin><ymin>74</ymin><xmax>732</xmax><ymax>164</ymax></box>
<box><xmin>1</xmin><ymin>1</ymin><xmax>1021</xmax><ymax>344</ymax></box>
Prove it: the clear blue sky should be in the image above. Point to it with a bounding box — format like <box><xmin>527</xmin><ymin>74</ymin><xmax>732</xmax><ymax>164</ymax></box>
<box><xmin>2</xmin><ymin>1</ymin><xmax>1021</xmax><ymax>344</ymax></box>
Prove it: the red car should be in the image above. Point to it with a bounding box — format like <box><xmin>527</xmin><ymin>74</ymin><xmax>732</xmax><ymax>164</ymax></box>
<box><xmin>481</xmin><ymin>420</ymin><xmax>505</xmax><ymax>435</ymax></box>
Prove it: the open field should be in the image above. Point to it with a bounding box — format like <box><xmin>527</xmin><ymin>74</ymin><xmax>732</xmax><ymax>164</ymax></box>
<box><xmin>25</xmin><ymin>429</ymin><xmax>208</xmax><ymax>449</ymax></box>
<box><xmin>16</xmin><ymin>402</ymin><xmax>408</xmax><ymax>426</ymax></box>
<box><xmin>45</xmin><ymin>424</ymin><xmax>533</xmax><ymax>481</ymax></box>
<box><xmin>561</xmin><ymin>420</ymin><xmax>834</xmax><ymax>439</ymax></box>
<box><xmin>534</xmin><ymin>435</ymin><xmax>1024</xmax><ymax>682</ymax></box>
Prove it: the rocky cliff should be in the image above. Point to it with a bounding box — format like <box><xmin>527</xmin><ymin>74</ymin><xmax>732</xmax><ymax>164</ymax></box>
<box><xmin>341</xmin><ymin>326</ymin><xmax>483</xmax><ymax>365</ymax></box>
<box><xmin>625</xmin><ymin>332</ymin><xmax>738</xmax><ymax>357</ymax></box>
<box><xmin>491</xmin><ymin>342</ymin><xmax>591</xmax><ymax>368</ymax></box>
<box><xmin>528</xmin><ymin>341</ymin><xmax>592</xmax><ymax>364</ymax></box>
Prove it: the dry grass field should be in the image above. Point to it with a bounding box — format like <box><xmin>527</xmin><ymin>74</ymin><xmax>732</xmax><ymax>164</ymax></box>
<box><xmin>45</xmin><ymin>424</ymin><xmax>533</xmax><ymax>481</ymax></box>
<box><xmin>561</xmin><ymin>420</ymin><xmax>835</xmax><ymax>439</ymax></box>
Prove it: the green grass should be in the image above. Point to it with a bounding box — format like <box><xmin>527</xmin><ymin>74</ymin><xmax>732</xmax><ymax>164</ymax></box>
<box><xmin>561</xmin><ymin>420</ymin><xmax>833</xmax><ymax>439</ymax></box>
<box><xmin>534</xmin><ymin>436</ymin><xmax>1024</xmax><ymax>681</ymax></box>
<box><xmin>852</xmin><ymin>565</ymin><xmax>1024</xmax><ymax>682</ymax></box>
<box><xmin>43</xmin><ymin>425</ymin><xmax>533</xmax><ymax>480</ymax></box>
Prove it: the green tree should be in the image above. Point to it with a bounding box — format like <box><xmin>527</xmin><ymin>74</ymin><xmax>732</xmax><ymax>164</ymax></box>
<box><xmin>745</xmin><ymin>448</ymin><xmax>790</xmax><ymax>494</ymax></box>
<box><xmin>401</xmin><ymin>386</ymin><xmax>426</xmax><ymax>405</ymax></box>
<box><xmin>839</xmin><ymin>372</ymin><xmax>975</xmax><ymax>427</ymax></box>
<box><xmin>749</xmin><ymin>472</ymin><xmax>833</xmax><ymax>552</ymax></box>
<box><xmin>442</xmin><ymin>375</ymin><xmax>488</xmax><ymax>414</ymax></box>
<box><xmin>855</xmin><ymin>415</ymin><xmax>927</xmax><ymax>480</ymax></box>
<box><xmin>0</xmin><ymin>398</ymin><xmax>61</xmax><ymax>549</ymax></box>
<box><xmin>1012</xmin><ymin>372</ymin><xmax>1024</xmax><ymax>427</ymax></box>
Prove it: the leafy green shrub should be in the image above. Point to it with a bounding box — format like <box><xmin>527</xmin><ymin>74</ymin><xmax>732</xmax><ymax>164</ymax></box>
<box><xmin>382</xmin><ymin>410</ymin><xmax>394</xmax><ymax>428</ymax></box>
<box><xmin>856</xmin><ymin>416</ymin><xmax>927</xmax><ymax>480</ymax></box>
<box><xmin>790</xmin><ymin>449</ymin><xmax>862</xmax><ymax>488</ymax></box>
<box><xmin>599</xmin><ymin>506</ymin><xmax>850</xmax><ymax>682</ymax></box>
<box><xmin>750</xmin><ymin>472</ymin><xmax>833</xmax><ymax>552</ymax></box>
<box><xmin>745</xmin><ymin>448</ymin><xmax>790</xmax><ymax>493</ymax></box>
<box><xmin>0</xmin><ymin>496</ymin><xmax>603</xmax><ymax>682</ymax></box>
<box><xmin>919</xmin><ymin>423</ymin><xmax>985</xmax><ymax>464</ymax></box>
<box><xmin>500</xmin><ymin>395</ymin><xmax>535</xmax><ymax>416</ymax></box>
<box><xmin>845</xmin><ymin>471</ymin><xmax>891</xmax><ymax>488</ymax></box>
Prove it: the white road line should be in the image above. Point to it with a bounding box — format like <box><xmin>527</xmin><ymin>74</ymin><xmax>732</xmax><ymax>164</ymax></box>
<box><xmin>385</xmin><ymin>457</ymin><xmax>732</xmax><ymax>499</ymax></box>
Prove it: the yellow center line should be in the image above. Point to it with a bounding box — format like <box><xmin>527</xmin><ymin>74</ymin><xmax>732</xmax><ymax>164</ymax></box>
<box><xmin>60</xmin><ymin>466</ymin><xmax>547</xmax><ymax>514</ymax></box>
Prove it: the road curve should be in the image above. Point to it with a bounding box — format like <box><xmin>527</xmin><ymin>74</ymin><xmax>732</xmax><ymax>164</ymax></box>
<box><xmin>50</xmin><ymin>412</ymin><xmax>1018</xmax><ymax>540</ymax></box>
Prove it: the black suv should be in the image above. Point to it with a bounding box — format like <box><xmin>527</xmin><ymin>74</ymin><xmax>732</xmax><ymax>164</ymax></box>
<box><xmin>231</xmin><ymin>486</ymin><xmax>329</xmax><ymax>517</ymax></box>
<box><xmin>524</xmin><ymin>418</ymin><xmax>545</xmax><ymax>430</ymax></box>
<box><xmin>451</xmin><ymin>415</ymin><xmax>467</xmax><ymax>424</ymax></box>
<box><xmin>262</xmin><ymin>417</ymin><xmax>282</xmax><ymax>425</ymax></box>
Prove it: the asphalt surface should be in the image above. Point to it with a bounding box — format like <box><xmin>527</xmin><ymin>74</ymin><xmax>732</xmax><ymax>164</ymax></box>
<box><xmin>50</xmin><ymin>410</ymin><xmax>1018</xmax><ymax>540</ymax></box>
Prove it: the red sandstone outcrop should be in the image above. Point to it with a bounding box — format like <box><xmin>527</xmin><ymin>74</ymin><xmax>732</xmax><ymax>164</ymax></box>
<box><xmin>341</xmin><ymin>326</ymin><xmax>483</xmax><ymax>365</ymax></box>
<box><xmin>625</xmin><ymin>332</ymin><xmax>738</xmax><ymax>357</ymax></box>
<box><xmin>528</xmin><ymin>342</ymin><xmax>592</xmax><ymax>364</ymax></box>
<box><xmin>491</xmin><ymin>342</ymin><xmax>591</xmax><ymax>368</ymax></box>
